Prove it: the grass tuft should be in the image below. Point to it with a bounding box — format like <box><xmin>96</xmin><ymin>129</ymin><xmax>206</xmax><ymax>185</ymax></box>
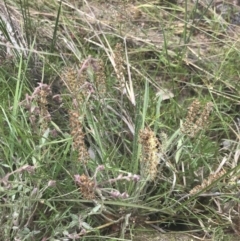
<box><xmin>1</xmin><ymin>0</ymin><xmax>240</xmax><ymax>240</ymax></box>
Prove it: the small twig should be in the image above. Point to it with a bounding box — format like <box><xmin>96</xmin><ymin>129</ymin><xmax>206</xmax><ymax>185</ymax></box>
<box><xmin>175</xmin><ymin>192</ymin><xmax>233</xmax><ymax>198</ymax></box>
<box><xmin>149</xmin><ymin>223</ymin><xmax>166</xmax><ymax>233</ymax></box>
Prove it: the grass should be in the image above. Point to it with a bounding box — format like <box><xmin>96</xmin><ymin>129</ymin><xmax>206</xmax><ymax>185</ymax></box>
<box><xmin>0</xmin><ymin>0</ymin><xmax>240</xmax><ymax>240</ymax></box>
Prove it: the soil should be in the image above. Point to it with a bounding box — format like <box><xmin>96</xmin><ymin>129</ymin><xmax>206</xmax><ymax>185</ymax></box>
<box><xmin>133</xmin><ymin>231</ymin><xmax>240</xmax><ymax>241</ymax></box>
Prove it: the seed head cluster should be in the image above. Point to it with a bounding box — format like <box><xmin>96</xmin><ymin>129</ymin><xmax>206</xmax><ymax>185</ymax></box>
<box><xmin>36</xmin><ymin>84</ymin><xmax>52</xmax><ymax>131</ymax></box>
<box><xmin>69</xmin><ymin>110</ymin><xmax>89</xmax><ymax>164</ymax></box>
<box><xmin>61</xmin><ymin>66</ymin><xmax>87</xmax><ymax>104</ymax></box>
<box><xmin>114</xmin><ymin>43</ymin><xmax>125</xmax><ymax>90</ymax></box>
<box><xmin>189</xmin><ymin>170</ymin><xmax>226</xmax><ymax>195</ymax></box>
<box><xmin>139</xmin><ymin>127</ymin><xmax>160</xmax><ymax>181</ymax></box>
<box><xmin>21</xmin><ymin>83</ymin><xmax>52</xmax><ymax>134</ymax></box>
<box><xmin>74</xmin><ymin>174</ymin><xmax>95</xmax><ymax>200</ymax></box>
<box><xmin>94</xmin><ymin>59</ymin><xmax>106</xmax><ymax>95</ymax></box>
<box><xmin>61</xmin><ymin>65</ymin><xmax>89</xmax><ymax>164</ymax></box>
<box><xmin>181</xmin><ymin>100</ymin><xmax>213</xmax><ymax>137</ymax></box>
